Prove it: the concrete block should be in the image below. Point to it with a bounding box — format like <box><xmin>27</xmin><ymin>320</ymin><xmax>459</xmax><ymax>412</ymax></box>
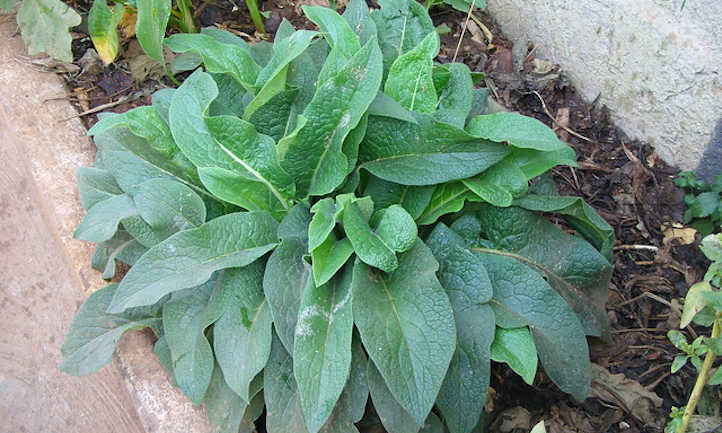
<box><xmin>486</xmin><ymin>0</ymin><xmax>722</xmax><ymax>170</ymax></box>
<box><xmin>0</xmin><ymin>20</ymin><xmax>212</xmax><ymax>433</ymax></box>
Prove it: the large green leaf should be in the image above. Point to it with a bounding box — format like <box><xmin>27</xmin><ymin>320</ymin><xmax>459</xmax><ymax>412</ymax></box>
<box><xmin>371</xmin><ymin>0</ymin><xmax>436</xmax><ymax>74</ymax></box>
<box><xmin>17</xmin><ymin>0</ymin><xmax>81</xmax><ymax>62</ymax></box>
<box><xmin>474</xmin><ymin>205</ymin><xmax>612</xmax><ymax>338</ymax></box>
<box><xmin>342</xmin><ymin>0</ymin><xmax>377</xmax><ymax>44</ymax></box>
<box><xmin>136</xmin><ymin>0</ymin><xmax>171</xmax><ymax>63</ymax></box>
<box><xmin>343</xmin><ymin>201</ymin><xmax>398</xmax><ymax>272</ymax></box>
<box><xmin>165</xmin><ymin>34</ymin><xmax>260</xmax><ymax>90</ymax></box>
<box><xmin>94</xmin><ymin>125</ymin><xmax>205</xmax><ymax>198</ymax></box>
<box><xmin>76</xmin><ymin>166</ymin><xmax>122</xmax><ymax>210</ymax></box>
<box><xmin>427</xmin><ymin>226</ymin><xmax>495</xmax><ymax>433</ymax></box>
<box><xmin>280</xmin><ymin>38</ymin><xmax>383</xmax><ymax>198</ymax></box>
<box><xmin>74</xmin><ymin>194</ymin><xmax>137</xmax><ymax>243</ymax></box>
<box><xmin>514</xmin><ymin>194</ymin><xmax>615</xmax><ymax>260</ymax></box>
<box><xmin>320</xmin><ymin>335</ymin><xmax>369</xmax><ymax>433</ymax></box>
<box><xmin>304</xmin><ymin>6</ymin><xmax>359</xmax><ymax>59</ymax></box>
<box><xmin>367</xmin><ymin>360</ymin><xmax>421</xmax><ymax>433</ymax></box>
<box><xmin>360</xmin><ymin>113</ymin><xmax>509</xmax><ymax>186</ymax></box>
<box><xmin>108</xmin><ymin>211</ymin><xmax>278</xmax><ymax>312</ymax></box>
<box><xmin>384</xmin><ymin>32</ymin><xmax>439</xmax><ymax>113</ymax></box>
<box><xmin>294</xmin><ymin>264</ymin><xmax>354</xmax><ymax>433</ymax></box>
<box><xmin>480</xmin><ymin>251</ymin><xmax>591</xmax><ymax>400</ymax></box>
<box><xmin>87</xmin><ymin>0</ymin><xmax>122</xmax><ymax>63</ymax></box>
<box><xmin>89</xmin><ymin>106</ymin><xmax>176</xmax><ymax>156</ymax></box>
<box><xmin>203</xmin><ymin>364</ymin><xmax>249</xmax><ymax>433</ymax></box>
<box><xmin>213</xmin><ymin>263</ymin><xmax>273</xmax><ymax>401</ymax></box>
<box><xmin>311</xmin><ymin>234</ymin><xmax>355</xmax><ymax>287</ymax></box>
<box><xmin>244</xmin><ymin>29</ymin><xmax>319</xmax><ymax>119</ymax></box>
<box><xmin>363</xmin><ymin>176</ymin><xmax>435</xmax><ymax>220</ymax></box>
<box><xmin>416</xmin><ymin>182</ymin><xmax>469</xmax><ymax>225</ymax></box>
<box><xmin>205</xmin><ymin>115</ymin><xmax>294</xmax><ymax>205</ymax></box>
<box><xmin>467</xmin><ymin>112</ymin><xmax>568</xmax><ymax>151</ymax></box>
<box><xmin>60</xmin><ymin>284</ymin><xmax>160</xmax><ymax>376</ymax></box>
<box><xmin>133</xmin><ymin>178</ymin><xmax>207</xmax><ymax>240</ymax></box>
<box><xmin>91</xmin><ymin>231</ymin><xmax>139</xmax><ymax>279</ymax></box>
<box><xmin>265</xmin><ymin>332</ymin><xmax>310</xmax><ymax>433</ymax></box>
<box><xmin>433</xmin><ymin>221</ymin><xmax>592</xmax><ymax>400</ymax></box>
<box><xmin>490</xmin><ymin>327</ymin><xmax>538</xmax><ymax>385</ymax></box>
<box><xmin>352</xmin><ymin>240</ymin><xmax>456</xmax><ymax>423</ymax></box>
<box><xmin>264</xmin><ymin>205</ymin><xmax>312</xmax><ymax>353</ymax></box>
<box><xmin>163</xmin><ymin>285</ymin><xmax>216</xmax><ymax>403</ymax></box>
<box><xmin>434</xmin><ymin>63</ymin><xmax>474</xmax><ymax>128</ymax></box>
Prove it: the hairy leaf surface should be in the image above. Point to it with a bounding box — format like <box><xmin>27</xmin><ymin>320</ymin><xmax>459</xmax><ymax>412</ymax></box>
<box><xmin>294</xmin><ymin>264</ymin><xmax>354</xmax><ymax>433</ymax></box>
<box><xmin>60</xmin><ymin>284</ymin><xmax>160</xmax><ymax>376</ymax></box>
<box><xmin>108</xmin><ymin>211</ymin><xmax>278</xmax><ymax>312</ymax></box>
<box><xmin>352</xmin><ymin>240</ymin><xmax>456</xmax><ymax>423</ymax></box>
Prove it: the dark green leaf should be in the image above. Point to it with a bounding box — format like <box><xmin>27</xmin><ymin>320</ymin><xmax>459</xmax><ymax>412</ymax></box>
<box><xmin>360</xmin><ymin>113</ymin><xmax>509</xmax><ymax>186</ymax></box>
<box><xmin>108</xmin><ymin>211</ymin><xmax>278</xmax><ymax>312</ymax></box>
<box><xmin>265</xmin><ymin>332</ymin><xmax>310</xmax><ymax>433</ymax></box>
<box><xmin>367</xmin><ymin>360</ymin><xmax>421</xmax><ymax>433</ymax></box>
<box><xmin>467</xmin><ymin>112</ymin><xmax>568</xmax><ymax>151</ymax></box>
<box><xmin>213</xmin><ymin>263</ymin><xmax>273</xmax><ymax>401</ymax></box>
<box><xmin>371</xmin><ymin>0</ymin><xmax>436</xmax><ymax>74</ymax></box>
<box><xmin>363</xmin><ymin>176</ymin><xmax>435</xmax><ymax>220</ymax></box>
<box><xmin>417</xmin><ymin>182</ymin><xmax>470</xmax><ymax>225</ymax></box>
<box><xmin>352</xmin><ymin>240</ymin><xmax>456</xmax><ymax>423</ymax></box>
<box><xmin>165</xmin><ymin>34</ymin><xmax>260</xmax><ymax>90</ymax></box>
<box><xmin>474</xmin><ymin>206</ymin><xmax>612</xmax><ymax>338</ymax></box>
<box><xmin>281</xmin><ymin>37</ymin><xmax>383</xmax><ymax>197</ymax></box>
<box><xmin>294</xmin><ymin>264</ymin><xmax>354</xmax><ymax>433</ymax></box>
<box><xmin>514</xmin><ymin>194</ymin><xmax>615</xmax><ymax>260</ymax></box>
<box><xmin>434</xmin><ymin>63</ymin><xmax>474</xmax><ymax>128</ymax></box>
<box><xmin>384</xmin><ymin>32</ymin><xmax>439</xmax><ymax>113</ymax></box>
<box><xmin>264</xmin><ymin>205</ymin><xmax>312</xmax><ymax>353</ymax></box>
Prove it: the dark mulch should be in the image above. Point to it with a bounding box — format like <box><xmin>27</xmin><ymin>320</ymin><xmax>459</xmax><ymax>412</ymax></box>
<box><xmin>56</xmin><ymin>1</ymin><xmax>709</xmax><ymax>432</ymax></box>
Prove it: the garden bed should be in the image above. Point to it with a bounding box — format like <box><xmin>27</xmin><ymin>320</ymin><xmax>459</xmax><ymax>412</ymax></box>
<box><xmin>17</xmin><ymin>1</ymin><xmax>711</xmax><ymax>431</ymax></box>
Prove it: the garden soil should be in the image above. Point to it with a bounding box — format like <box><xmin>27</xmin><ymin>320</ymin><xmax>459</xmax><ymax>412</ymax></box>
<box><xmin>4</xmin><ymin>1</ymin><xmax>714</xmax><ymax>432</ymax></box>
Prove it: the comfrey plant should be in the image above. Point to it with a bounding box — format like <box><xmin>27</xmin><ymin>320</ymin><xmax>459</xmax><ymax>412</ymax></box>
<box><xmin>61</xmin><ymin>1</ymin><xmax>614</xmax><ymax>432</ymax></box>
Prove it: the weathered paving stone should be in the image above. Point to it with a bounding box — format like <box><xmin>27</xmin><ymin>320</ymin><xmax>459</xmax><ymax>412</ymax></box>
<box><xmin>0</xmin><ymin>19</ymin><xmax>212</xmax><ymax>433</ymax></box>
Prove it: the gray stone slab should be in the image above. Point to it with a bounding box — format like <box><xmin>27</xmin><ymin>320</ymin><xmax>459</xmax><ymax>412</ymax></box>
<box><xmin>486</xmin><ymin>0</ymin><xmax>722</xmax><ymax>170</ymax></box>
<box><xmin>0</xmin><ymin>19</ymin><xmax>212</xmax><ymax>433</ymax></box>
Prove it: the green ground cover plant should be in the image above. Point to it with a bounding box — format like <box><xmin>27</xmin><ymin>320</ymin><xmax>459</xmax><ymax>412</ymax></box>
<box><xmin>60</xmin><ymin>1</ymin><xmax>614</xmax><ymax>432</ymax></box>
<box><xmin>675</xmin><ymin>171</ymin><xmax>722</xmax><ymax>237</ymax></box>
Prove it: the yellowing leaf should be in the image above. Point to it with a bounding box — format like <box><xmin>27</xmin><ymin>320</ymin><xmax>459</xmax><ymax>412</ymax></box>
<box><xmin>88</xmin><ymin>0</ymin><xmax>124</xmax><ymax>64</ymax></box>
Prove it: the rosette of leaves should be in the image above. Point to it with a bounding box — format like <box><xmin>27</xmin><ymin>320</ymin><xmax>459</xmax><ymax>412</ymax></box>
<box><xmin>61</xmin><ymin>1</ymin><xmax>614</xmax><ymax>433</ymax></box>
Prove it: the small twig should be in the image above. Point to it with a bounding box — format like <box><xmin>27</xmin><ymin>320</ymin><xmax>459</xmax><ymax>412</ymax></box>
<box><xmin>452</xmin><ymin>0</ymin><xmax>476</xmax><ymax>63</ymax></box>
<box><xmin>468</xmin><ymin>13</ymin><xmax>493</xmax><ymax>45</ymax></box>
<box><xmin>613</xmin><ymin>244</ymin><xmax>659</xmax><ymax>252</ymax></box>
<box><xmin>612</xmin><ymin>328</ymin><xmax>667</xmax><ymax>334</ymax></box>
<box><xmin>532</xmin><ymin>91</ymin><xmax>593</xmax><ymax>142</ymax></box>
<box><xmin>645</xmin><ymin>372</ymin><xmax>670</xmax><ymax>391</ymax></box>
<box><xmin>618</xmin><ymin>291</ymin><xmax>672</xmax><ymax>308</ymax></box>
<box><xmin>60</xmin><ymin>89</ymin><xmax>152</xmax><ymax>121</ymax></box>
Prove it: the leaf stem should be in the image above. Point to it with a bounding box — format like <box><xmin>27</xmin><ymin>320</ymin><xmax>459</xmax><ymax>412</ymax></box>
<box><xmin>679</xmin><ymin>316</ymin><xmax>721</xmax><ymax>433</ymax></box>
<box><xmin>175</xmin><ymin>0</ymin><xmax>197</xmax><ymax>33</ymax></box>
<box><xmin>245</xmin><ymin>0</ymin><xmax>266</xmax><ymax>35</ymax></box>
